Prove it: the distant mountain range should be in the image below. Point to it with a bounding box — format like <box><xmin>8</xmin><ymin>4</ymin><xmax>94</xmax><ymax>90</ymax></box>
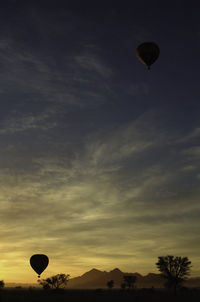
<box><xmin>67</xmin><ymin>268</ymin><xmax>200</xmax><ymax>289</ymax></box>
<box><xmin>6</xmin><ymin>268</ymin><xmax>200</xmax><ymax>289</ymax></box>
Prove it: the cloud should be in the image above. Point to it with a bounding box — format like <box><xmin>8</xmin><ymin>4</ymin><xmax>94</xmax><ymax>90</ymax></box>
<box><xmin>128</xmin><ymin>83</ymin><xmax>150</xmax><ymax>96</ymax></box>
<box><xmin>0</xmin><ymin>3</ymin><xmax>199</xmax><ymax>282</ymax></box>
<box><xmin>0</xmin><ymin>36</ymin><xmax>114</xmax><ymax>137</ymax></box>
<box><xmin>184</xmin><ymin>146</ymin><xmax>200</xmax><ymax>158</ymax></box>
<box><xmin>0</xmin><ymin>107</ymin><xmax>200</xmax><ymax>281</ymax></box>
<box><xmin>74</xmin><ymin>53</ymin><xmax>112</xmax><ymax>79</ymax></box>
<box><xmin>0</xmin><ymin>36</ymin><xmax>113</xmax><ymax>104</ymax></box>
<box><xmin>0</xmin><ymin>106</ymin><xmax>60</xmax><ymax>134</ymax></box>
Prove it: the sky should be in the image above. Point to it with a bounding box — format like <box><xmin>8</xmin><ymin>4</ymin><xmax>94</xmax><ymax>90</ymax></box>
<box><xmin>0</xmin><ymin>0</ymin><xmax>200</xmax><ymax>283</ymax></box>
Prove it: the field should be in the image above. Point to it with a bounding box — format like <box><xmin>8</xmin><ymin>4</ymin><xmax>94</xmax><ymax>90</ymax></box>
<box><xmin>0</xmin><ymin>288</ymin><xmax>200</xmax><ymax>302</ymax></box>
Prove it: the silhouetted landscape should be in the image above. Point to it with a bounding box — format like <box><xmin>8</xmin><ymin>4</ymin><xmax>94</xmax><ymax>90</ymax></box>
<box><xmin>66</xmin><ymin>268</ymin><xmax>200</xmax><ymax>289</ymax></box>
<box><xmin>1</xmin><ymin>254</ymin><xmax>198</xmax><ymax>302</ymax></box>
<box><xmin>1</xmin><ymin>267</ymin><xmax>200</xmax><ymax>301</ymax></box>
<box><xmin>5</xmin><ymin>268</ymin><xmax>200</xmax><ymax>290</ymax></box>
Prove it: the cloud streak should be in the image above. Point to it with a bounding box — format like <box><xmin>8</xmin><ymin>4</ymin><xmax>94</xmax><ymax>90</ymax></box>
<box><xmin>0</xmin><ymin>3</ymin><xmax>199</xmax><ymax>282</ymax></box>
<box><xmin>0</xmin><ymin>106</ymin><xmax>200</xmax><ymax>280</ymax></box>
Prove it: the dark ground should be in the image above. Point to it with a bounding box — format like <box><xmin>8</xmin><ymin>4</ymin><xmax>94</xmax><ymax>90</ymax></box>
<box><xmin>0</xmin><ymin>288</ymin><xmax>200</xmax><ymax>302</ymax></box>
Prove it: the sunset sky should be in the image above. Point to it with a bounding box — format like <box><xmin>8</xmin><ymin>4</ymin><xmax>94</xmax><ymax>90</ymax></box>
<box><xmin>0</xmin><ymin>1</ymin><xmax>200</xmax><ymax>283</ymax></box>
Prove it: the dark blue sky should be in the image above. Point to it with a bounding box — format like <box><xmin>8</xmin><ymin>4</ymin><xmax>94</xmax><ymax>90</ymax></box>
<box><xmin>0</xmin><ymin>1</ymin><xmax>200</xmax><ymax>282</ymax></box>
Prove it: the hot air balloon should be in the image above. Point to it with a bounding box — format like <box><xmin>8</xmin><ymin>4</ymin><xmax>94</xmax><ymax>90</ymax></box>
<box><xmin>30</xmin><ymin>254</ymin><xmax>49</xmax><ymax>278</ymax></box>
<box><xmin>136</xmin><ymin>42</ymin><xmax>160</xmax><ymax>69</ymax></box>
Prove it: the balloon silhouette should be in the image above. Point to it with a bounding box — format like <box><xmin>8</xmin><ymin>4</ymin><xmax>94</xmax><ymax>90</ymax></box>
<box><xmin>136</xmin><ymin>42</ymin><xmax>160</xmax><ymax>69</ymax></box>
<box><xmin>30</xmin><ymin>254</ymin><xmax>49</xmax><ymax>278</ymax></box>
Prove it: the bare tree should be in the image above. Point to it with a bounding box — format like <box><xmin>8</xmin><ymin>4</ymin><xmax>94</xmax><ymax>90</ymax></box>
<box><xmin>107</xmin><ymin>279</ymin><xmax>114</xmax><ymax>289</ymax></box>
<box><xmin>156</xmin><ymin>255</ymin><xmax>191</xmax><ymax>294</ymax></box>
<box><xmin>38</xmin><ymin>274</ymin><xmax>70</xmax><ymax>290</ymax></box>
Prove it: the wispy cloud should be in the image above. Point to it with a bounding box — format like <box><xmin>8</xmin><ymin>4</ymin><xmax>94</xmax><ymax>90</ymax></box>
<box><xmin>74</xmin><ymin>53</ymin><xmax>112</xmax><ymax>79</ymax></box>
<box><xmin>0</xmin><ymin>5</ymin><xmax>199</xmax><ymax>281</ymax></box>
<box><xmin>0</xmin><ymin>36</ymin><xmax>114</xmax><ymax>136</ymax></box>
<box><xmin>0</xmin><ymin>107</ymin><xmax>200</xmax><ymax>280</ymax></box>
<box><xmin>0</xmin><ymin>37</ymin><xmax>113</xmax><ymax>102</ymax></box>
<box><xmin>128</xmin><ymin>83</ymin><xmax>150</xmax><ymax>96</ymax></box>
<box><xmin>0</xmin><ymin>106</ymin><xmax>60</xmax><ymax>134</ymax></box>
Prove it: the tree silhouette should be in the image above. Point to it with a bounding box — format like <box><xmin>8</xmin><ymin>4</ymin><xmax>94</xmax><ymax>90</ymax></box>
<box><xmin>0</xmin><ymin>280</ymin><xmax>4</xmax><ymax>289</ymax></box>
<box><xmin>107</xmin><ymin>279</ymin><xmax>114</xmax><ymax>289</ymax></box>
<box><xmin>156</xmin><ymin>255</ymin><xmax>191</xmax><ymax>294</ymax></box>
<box><xmin>38</xmin><ymin>274</ymin><xmax>70</xmax><ymax>290</ymax></box>
<box><xmin>123</xmin><ymin>275</ymin><xmax>137</xmax><ymax>289</ymax></box>
<box><xmin>121</xmin><ymin>282</ymin><xmax>126</xmax><ymax>290</ymax></box>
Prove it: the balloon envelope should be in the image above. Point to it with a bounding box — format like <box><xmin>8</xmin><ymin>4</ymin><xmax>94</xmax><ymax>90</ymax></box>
<box><xmin>136</xmin><ymin>42</ymin><xmax>160</xmax><ymax>69</ymax></box>
<box><xmin>30</xmin><ymin>254</ymin><xmax>49</xmax><ymax>277</ymax></box>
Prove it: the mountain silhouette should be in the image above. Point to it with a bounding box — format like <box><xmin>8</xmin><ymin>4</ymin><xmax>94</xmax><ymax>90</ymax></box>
<box><xmin>68</xmin><ymin>268</ymin><xmax>161</xmax><ymax>288</ymax></box>
<box><xmin>4</xmin><ymin>269</ymin><xmax>200</xmax><ymax>289</ymax></box>
<box><xmin>67</xmin><ymin>268</ymin><xmax>200</xmax><ymax>289</ymax></box>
